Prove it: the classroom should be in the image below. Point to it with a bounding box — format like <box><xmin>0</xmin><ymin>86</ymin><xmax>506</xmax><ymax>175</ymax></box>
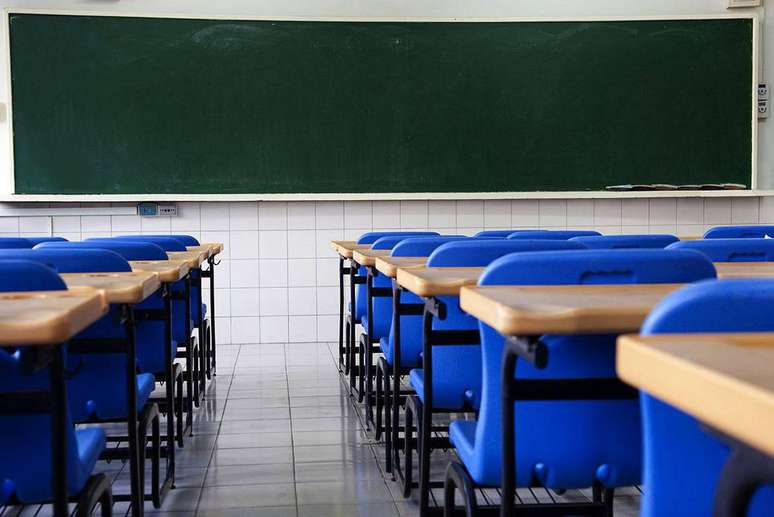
<box><xmin>0</xmin><ymin>0</ymin><xmax>773</xmax><ymax>516</ymax></box>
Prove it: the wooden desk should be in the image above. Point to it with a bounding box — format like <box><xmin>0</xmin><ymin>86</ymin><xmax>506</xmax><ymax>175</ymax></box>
<box><xmin>375</xmin><ymin>256</ymin><xmax>427</xmax><ymax>278</ymax></box>
<box><xmin>397</xmin><ymin>266</ymin><xmax>483</xmax><ymax>297</ymax></box>
<box><xmin>331</xmin><ymin>240</ymin><xmax>370</xmax><ymax>259</ymax></box>
<box><xmin>0</xmin><ymin>287</ymin><xmax>107</xmax><ymax>346</ymax></box>
<box><xmin>352</xmin><ymin>248</ymin><xmax>390</xmax><ymax>267</ymax></box>
<box><xmin>716</xmin><ymin>262</ymin><xmax>774</xmax><ymax>279</ymax></box>
<box><xmin>168</xmin><ymin>250</ymin><xmax>206</xmax><ymax>268</ymax></box>
<box><xmin>61</xmin><ymin>271</ymin><xmax>160</xmax><ymax>304</ymax></box>
<box><xmin>131</xmin><ymin>259</ymin><xmax>190</xmax><ymax>282</ymax></box>
<box><xmin>618</xmin><ymin>332</ymin><xmax>774</xmax><ymax>458</ymax></box>
<box><xmin>460</xmin><ymin>283</ymin><xmax>683</xmax><ymax>336</ymax></box>
<box><xmin>187</xmin><ymin>243</ymin><xmax>223</xmax><ymax>259</ymax></box>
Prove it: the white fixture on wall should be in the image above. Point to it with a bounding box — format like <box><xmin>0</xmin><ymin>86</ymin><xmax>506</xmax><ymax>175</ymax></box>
<box><xmin>727</xmin><ymin>0</ymin><xmax>762</xmax><ymax>7</ymax></box>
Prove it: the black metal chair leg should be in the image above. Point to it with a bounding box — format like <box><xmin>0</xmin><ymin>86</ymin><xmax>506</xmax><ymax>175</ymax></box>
<box><xmin>76</xmin><ymin>473</ymin><xmax>113</xmax><ymax>517</ymax></box>
<box><xmin>444</xmin><ymin>461</ymin><xmax>478</xmax><ymax>517</ymax></box>
<box><xmin>375</xmin><ymin>359</ymin><xmax>384</xmax><ymax>441</ymax></box>
<box><xmin>403</xmin><ymin>395</ymin><xmax>419</xmax><ymax>498</ymax></box>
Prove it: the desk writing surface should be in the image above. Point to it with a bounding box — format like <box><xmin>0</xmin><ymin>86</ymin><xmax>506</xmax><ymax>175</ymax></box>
<box><xmin>617</xmin><ymin>333</ymin><xmax>774</xmax><ymax>458</ymax></box>
<box><xmin>61</xmin><ymin>271</ymin><xmax>161</xmax><ymax>304</ymax></box>
<box><xmin>0</xmin><ymin>287</ymin><xmax>107</xmax><ymax>345</ymax></box>
<box><xmin>130</xmin><ymin>260</ymin><xmax>190</xmax><ymax>283</ymax></box>
<box><xmin>352</xmin><ymin>249</ymin><xmax>390</xmax><ymax>267</ymax></box>
<box><xmin>375</xmin><ymin>256</ymin><xmax>428</xmax><ymax>278</ymax></box>
<box><xmin>167</xmin><ymin>250</ymin><xmax>205</xmax><ymax>268</ymax></box>
<box><xmin>397</xmin><ymin>267</ymin><xmax>483</xmax><ymax>297</ymax></box>
<box><xmin>715</xmin><ymin>262</ymin><xmax>774</xmax><ymax>279</ymax></box>
<box><xmin>460</xmin><ymin>284</ymin><xmax>683</xmax><ymax>336</ymax></box>
<box><xmin>331</xmin><ymin>240</ymin><xmax>369</xmax><ymax>259</ymax></box>
<box><xmin>188</xmin><ymin>243</ymin><xmax>224</xmax><ymax>258</ymax></box>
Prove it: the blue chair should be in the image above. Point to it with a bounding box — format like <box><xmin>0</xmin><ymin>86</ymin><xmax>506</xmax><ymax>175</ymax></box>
<box><xmin>508</xmin><ymin>230</ymin><xmax>601</xmax><ymax>240</ymax></box>
<box><xmin>0</xmin><ymin>248</ymin><xmax>169</xmax><ymax>506</ymax></box>
<box><xmin>23</xmin><ymin>237</ymin><xmax>68</xmax><ymax>246</ymax></box>
<box><xmin>36</xmin><ymin>240</ymin><xmax>169</xmax><ymax>261</ymax></box>
<box><xmin>166</xmin><ymin>235</ymin><xmax>200</xmax><ymax>247</ymax></box>
<box><xmin>668</xmin><ymin>238</ymin><xmax>774</xmax><ymax>262</ymax></box>
<box><xmin>36</xmin><ymin>240</ymin><xmax>193</xmax><ymax>437</ymax></box>
<box><xmin>0</xmin><ymin>260</ymin><xmax>112</xmax><ymax>514</ymax></box>
<box><xmin>444</xmin><ymin>249</ymin><xmax>717</xmax><ymax>515</ymax></box>
<box><xmin>474</xmin><ymin>230</ymin><xmax>539</xmax><ymax>238</ymax></box>
<box><xmin>358</xmin><ymin>236</ymin><xmax>466</xmax><ymax>409</ymax></box>
<box><xmin>640</xmin><ymin>279</ymin><xmax>774</xmax><ymax>517</ymax></box>
<box><xmin>572</xmin><ymin>234</ymin><xmax>679</xmax><ymax>249</ymax></box>
<box><xmin>394</xmin><ymin>240</ymin><xmax>586</xmax><ymax>497</ymax></box>
<box><xmin>704</xmin><ymin>225</ymin><xmax>774</xmax><ymax>239</ymax></box>
<box><xmin>0</xmin><ymin>238</ymin><xmax>33</xmax><ymax>249</ymax></box>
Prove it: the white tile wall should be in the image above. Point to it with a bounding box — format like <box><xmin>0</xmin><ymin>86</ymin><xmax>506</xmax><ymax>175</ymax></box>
<box><xmin>2</xmin><ymin>196</ymin><xmax>773</xmax><ymax>344</ymax></box>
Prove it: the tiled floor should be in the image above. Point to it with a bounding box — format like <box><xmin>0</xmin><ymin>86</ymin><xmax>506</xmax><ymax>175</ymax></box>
<box><xmin>8</xmin><ymin>342</ymin><xmax>641</xmax><ymax>516</ymax></box>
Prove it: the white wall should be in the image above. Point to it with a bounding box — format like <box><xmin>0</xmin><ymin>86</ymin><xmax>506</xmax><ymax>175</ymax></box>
<box><xmin>0</xmin><ymin>196</ymin><xmax>772</xmax><ymax>344</ymax></box>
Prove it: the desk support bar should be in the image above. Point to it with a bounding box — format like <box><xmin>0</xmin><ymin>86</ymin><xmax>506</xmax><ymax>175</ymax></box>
<box><xmin>51</xmin><ymin>344</ymin><xmax>68</xmax><ymax>517</ymax></box>
<box><xmin>418</xmin><ymin>297</ymin><xmax>481</xmax><ymax>516</ymax></box>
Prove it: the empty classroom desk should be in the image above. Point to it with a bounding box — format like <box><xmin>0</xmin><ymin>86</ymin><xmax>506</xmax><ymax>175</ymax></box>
<box><xmin>617</xmin><ymin>332</ymin><xmax>774</xmax><ymax>517</ymax></box>
<box><xmin>0</xmin><ymin>286</ymin><xmax>107</xmax><ymax>517</ymax></box>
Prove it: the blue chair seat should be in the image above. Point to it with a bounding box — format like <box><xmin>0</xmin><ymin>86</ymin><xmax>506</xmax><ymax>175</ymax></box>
<box><xmin>74</xmin><ymin>427</ymin><xmax>107</xmax><ymax>484</ymax></box>
<box><xmin>71</xmin><ymin>371</ymin><xmax>155</xmax><ymax>421</ymax></box>
<box><xmin>408</xmin><ymin>344</ymin><xmax>482</xmax><ymax>410</ymax></box>
<box><xmin>449</xmin><ymin>420</ymin><xmax>478</xmax><ymax>473</ymax></box>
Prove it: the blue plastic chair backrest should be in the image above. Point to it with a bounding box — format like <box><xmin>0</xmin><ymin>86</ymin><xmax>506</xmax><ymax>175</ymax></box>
<box><xmin>508</xmin><ymin>230</ymin><xmax>601</xmax><ymax>240</ymax></box>
<box><xmin>23</xmin><ymin>237</ymin><xmax>68</xmax><ymax>246</ymax></box>
<box><xmin>371</xmin><ymin>234</ymin><xmax>460</xmax><ymax>250</ymax></box>
<box><xmin>0</xmin><ymin>249</ymin><xmax>131</xmax><ymax>273</ymax></box>
<box><xmin>639</xmin><ymin>279</ymin><xmax>774</xmax><ymax>517</ymax></box>
<box><xmin>36</xmin><ymin>241</ymin><xmax>168</xmax><ymax>261</ymax></box>
<box><xmin>0</xmin><ymin>348</ymin><xmax>84</xmax><ymax>502</ymax></box>
<box><xmin>667</xmin><ymin>238</ymin><xmax>774</xmax><ymax>262</ymax></box>
<box><xmin>0</xmin><ymin>238</ymin><xmax>34</xmax><ymax>249</ymax></box>
<box><xmin>356</xmin><ymin>231</ymin><xmax>439</xmax><ymax>244</ymax></box>
<box><xmin>388</xmin><ymin>236</ymin><xmax>469</xmax><ymax>256</ymax></box>
<box><xmin>571</xmin><ymin>234</ymin><xmax>679</xmax><ymax>249</ymax></box>
<box><xmin>92</xmin><ymin>235</ymin><xmax>187</xmax><ymax>252</ymax></box>
<box><xmin>704</xmin><ymin>225</ymin><xmax>774</xmax><ymax>239</ymax></box>
<box><xmin>0</xmin><ymin>260</ymin><xmax>66</xmax><ymax>291</ymax></box>
<box><xmin>467</xmin><ymin>249</ymin><xmax>716</xmax><ymax>488</ymax></box>
<box><xmin>427</xmin><ymin>239</ymin><xmax>585</xmax><ymax>267</ymax></box>
<box><xmin>166</xmin><ymin>235</ymin><xmax>200</xmax><ymax>246</ymax></box>
<box><xmin>474</xmin><ymin>230</ymin><xmax>540</xmax><ymax>238</ymax></box>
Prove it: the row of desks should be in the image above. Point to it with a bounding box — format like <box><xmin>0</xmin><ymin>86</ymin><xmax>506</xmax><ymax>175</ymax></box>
<box><xmin>0</xmin><ymin>242</ymin><xmax>222</xmax><ymax>517</ymax></box>
<box><xmin>334</xmin><ymin>237</ymin><xmax>774</xmax><ymax>514</ymax></box>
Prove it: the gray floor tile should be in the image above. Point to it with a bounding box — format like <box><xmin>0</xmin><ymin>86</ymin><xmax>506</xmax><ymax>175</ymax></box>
<box><xmin>222</xmin><ymin>407</ymin><xmax>291</xmax><ymax>421</ymax></box>
<box><xmin>295</xmin><ymin>479</ymin><xmax>393</xmax><ymax>505</ymax></box>
<box><xmin>197</xmin><ymin>484</ymin><xmax>296</xmax><ymax>510</ymax></box>
<box><xmin>219</xmin><ymin>418</ymin><xmax>292</xmax><ymax>434</ymax></box>
<box><xmin>215</xmin><ymin>431</ymin><xmax>293</xmax><ymax>449</ymax></box>
<box><xmin>294</xmin><ymin>460</ymin><xmax>385</xmax><ymax>483</ymax></box>
<box><xmin>204</xmin><ymin>463</ymin><xmax>295</xmax><ymax>487</ymax></box>
<box><xmin>292</xmin><ymin>429</ymin><xmax>369</xmax><ymax>447</ymax></box>
<box><xmin>298</xmin><ymin>503</ymin><xmax>401</xmax><ymax>517</ymax></box>
<box><xmin>293</xmin><ymin>444</ymin><xmax>375</xmax><ymax>464</ymax></box>
<box><xmin>197</xmin><ymin>508</ymin><xmax>296</xmax><ymax>517</ymax></box>
<box><xmin>211</xmin><ymin>446</ymin><xmax>294</xmax><ymax>466</ymax></box>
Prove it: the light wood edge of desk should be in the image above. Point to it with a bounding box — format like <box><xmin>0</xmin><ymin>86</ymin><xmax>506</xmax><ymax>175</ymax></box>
<box><xmin>352</xmin><ymin>249</ymin><xmax>389</xmax><ymax>267</ymax></box>
<box><xmin>374</xmin><ymin>257</ymin><xmax>427</xmax><ymax>278</ymax></box>
<box><xmin>0</xmin><ymin>289</ymin><xmax>108</xmax><ymax>345</ymax></box>
<box><xmin>61</xmin><ymin>272</ymin><xmax>161</xmax><ymax>304</ymax></box>
<box><xmin>397</xmin><ymin>268</ymin><xmax>480</xmax><ymax>297</ymax></box>
<box><xmin>167</xmin><ymin>251</ymin><xmax>204</xmax><ymax>268</ymax></box>
<box><xmin>131</xmin><ymin>261</ymin><xmax>191</xmax><ymax>282</ymax></box>
<box><xmin>459</xmin><ymin>286</ymin><xmax>652</xmax><ymax>335</ymax></box>
<box><xmin>617</xmin><ymin>334</ymin><xmax>774</xmax><ymax>458</ymax></box>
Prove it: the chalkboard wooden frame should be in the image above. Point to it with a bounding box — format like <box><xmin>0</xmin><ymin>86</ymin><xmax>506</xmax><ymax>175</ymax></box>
<box><xmin>2</xmin><ymin>10</ymin><xmax>759</xmax><ymax>199</ymax></box>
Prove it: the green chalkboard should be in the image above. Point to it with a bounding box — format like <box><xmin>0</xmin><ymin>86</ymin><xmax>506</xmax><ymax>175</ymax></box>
<box><xmin>8</xmin><ymin>14</ymin><xmax>754</xmax><ymax>194</ymax></box>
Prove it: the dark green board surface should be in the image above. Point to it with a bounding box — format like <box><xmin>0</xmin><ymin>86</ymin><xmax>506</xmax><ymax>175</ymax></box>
<box><xmin>9</xmin><ymin>14</ymin><xmax>753</xmax><ymax>194</ymax></box>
